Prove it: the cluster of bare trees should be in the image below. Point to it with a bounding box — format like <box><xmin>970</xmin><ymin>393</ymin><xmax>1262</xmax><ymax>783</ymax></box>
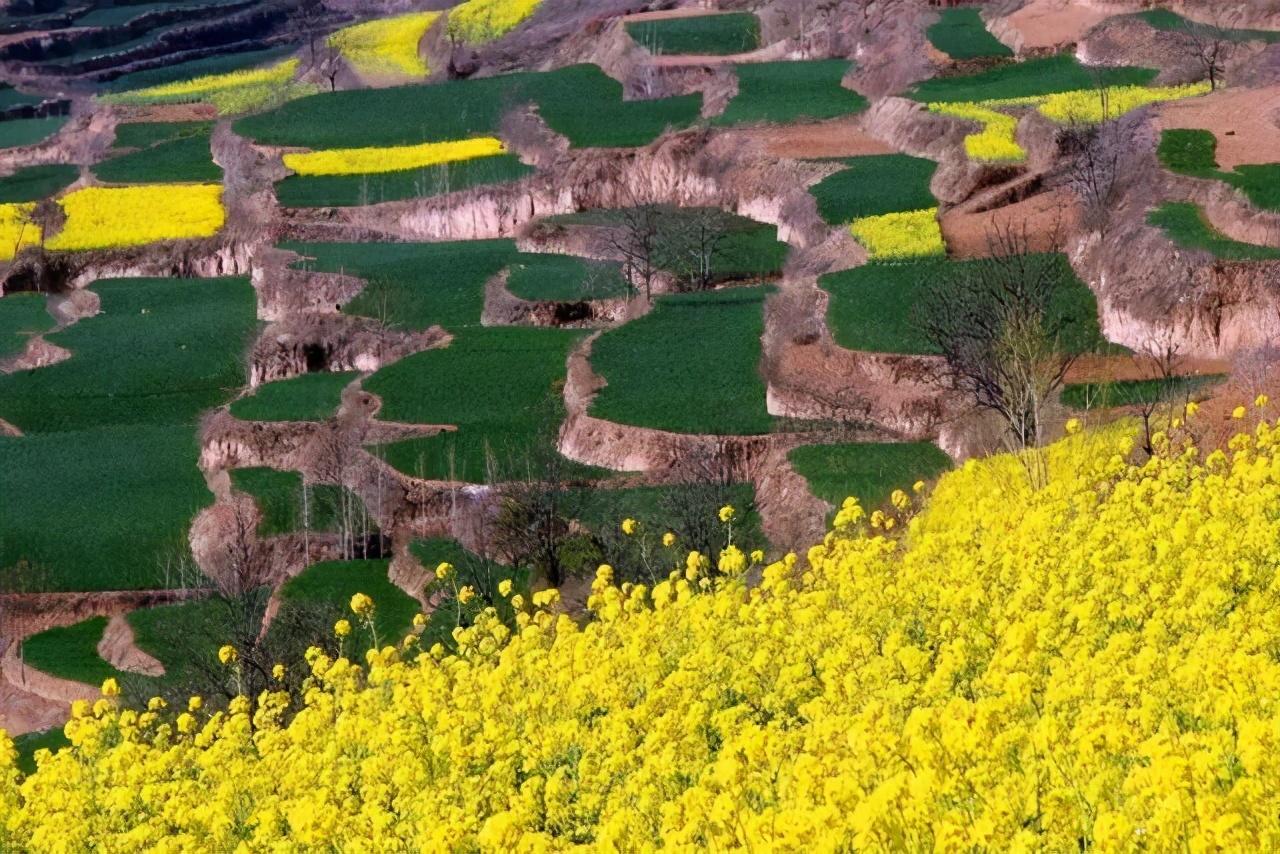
<box><xmin>604</xmin><ymin>202</ymin><xmax>740</xmax><ymax>298</ymax></box>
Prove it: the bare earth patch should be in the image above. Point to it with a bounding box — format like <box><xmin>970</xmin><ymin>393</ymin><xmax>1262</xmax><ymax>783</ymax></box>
<box><xmin>717</xmin><ymin>117</ymin><xmax>896</xmax><ymax>160</ymax></box>
<box><xmin>1155</xmin><ymin>85</ymin><xmax>1280</xmax><ymax>170</ymax></box>
<box><xmin>990</xmin><ymin>0</ymin><xmax>1116</xmax><ymax>52</ymax></box>
<box><xmin>940</xmin><ymin>190</ymin><xmax>1079</xmax><ymax>258</ymax></box>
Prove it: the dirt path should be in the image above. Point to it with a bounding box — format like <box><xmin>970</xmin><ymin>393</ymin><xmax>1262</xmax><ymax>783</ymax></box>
<box><xmin>1154</xmin><ymin>85</ymin><xmax>1280</xmax><ymax>170</ymax></box>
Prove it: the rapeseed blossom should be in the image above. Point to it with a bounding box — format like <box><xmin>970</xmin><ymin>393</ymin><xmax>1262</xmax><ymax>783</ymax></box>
<box><xmin>45</xmin><ymin>185</ymin><xmax>225</xmax><ymax>251</ymax></box>
<box><xmin>7</xmin><ymin>421</ymin><xmax>1280</xmax><ymax>849</ymax></box>
<box><xmin>282</xmin><ymin>137</ymin><xmax>507</xmax><ymax>177</ymax></box>
<box><xmin>850</xmin><ymin>208</ymin><xmax>946</xmax><ymax>259</ymax></box>
<box><xmin>0</xmin><ymin>203</ymin><xmax>40</xmax><ymax>260</ymax></box>
<box><xmin>447</xmin><ymin>0</ymin><xmax>544</xmax><ymax>43</ymax></box>
<box><xmin>328</xmin><ymin>12</ymin><xmax>441</xmax><ymax>78</ymax></box>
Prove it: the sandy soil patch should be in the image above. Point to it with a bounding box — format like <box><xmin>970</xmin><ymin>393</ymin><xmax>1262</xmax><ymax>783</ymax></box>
<box><xmin>717</xmin><ymin>117</ymin><xmax>896</xmax><ymax>160</ymax></box>
<box><xmin>1154</xmin><ymin>85</ymin><xmax>1280</xmax><ymax>170</ymax></box>
<box><xmin>993</xmin><ymin>0</ymin><xmax>1116</xmax><ymax>52</ymax></box>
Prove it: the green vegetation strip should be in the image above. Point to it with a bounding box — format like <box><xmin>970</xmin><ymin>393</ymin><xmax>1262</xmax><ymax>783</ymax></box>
<box><xmin>93</xmin><ymin>131</ymin><xmax>221</xmax><ymax>184</ymax></box>
<box><xmin>626</xmin><ymin>12</ymin><xmax>760</xmax><ymax>56</ymax></box>
<box><xmin>821</xmin><ymin>256</ymin><xmax>1107</xmax><ymax>356</ymax></box>
<box><xmin>713</xmin><ymin>60</ymin><xmax>867</xmax><ymax>126</ymax></box>
<box><xmin>229</xmin><ymin>371</ymin><xmax>357</xmax><ymax>423</ymax></box>
<box><xmin>908</xmin><ymin>55</ymin><xmax>1155</xmax><ymax>103</ymax></box>
<box><xmin>0</xmin><ymin>292</ymin><xmax>54</xmax><ymax>361</ymax></box>
<box><xmin>927</xmin><ymin>7</ymin><xmax>1013</xmax><ymax>60</ymax></box>
<box><xmin>275</xmin><ymin>155</ymin><xmax>534</xmax><ymax>208</ymax></box>
<box><xmin>0</xmin><ymin>164</ymin><xmax>78</xmax><ymax>203</ymax></box>
<box><xmin>1061</xmin><ymin>374</ymin><xmax>1226</xmax><ymax>410</ymax></box>
<box><xmin>20</xmin><ymin>617</ymin><xmax>121</xmax><ymax>687</ymax></box>
<box><xmin>590</xmin><ymin>286</ymin><xmax>772</xmax><ymax>435</ymax></box>
<box><xmin>1148</xmin><ymin>202</ymin><xmax>1280</xmax><ymax>261</ymax></box>
<box><xmin>1136</xmin><ymin>9</ymin><xmax>1280</xmax><ymax>44</ymax></box>
<box><xmin>1157</xmin><ymin>129</ymin><xmax>1280</xmax><ymax>212</ymax></box>
<box><xmin>809</xmin><ymin>154</ymin><xmax>937</xmax><ymax>224</ymax></box>
<box><xmin>0</xmin><ymin>117</ymin><xmax>68</xmax><ymax>150</ymax></box>
<box><xmin>788</xmin><ymin>442</ymin><xmax>953</xmax><ymax>510</ymax></box>
<box><xmin>236</xmin><ymin>64</ymin><xmax>701</xmax><ymax>150</ymax></box>
<box><xmin>104</xmin><ymin>45</ymin><xmax>296</xmax><ymax>93</ymax></box>
<box><xmin>506</xmin><ymin>255</ymin><xmax>631</xmax><ymax>302</ymax></box>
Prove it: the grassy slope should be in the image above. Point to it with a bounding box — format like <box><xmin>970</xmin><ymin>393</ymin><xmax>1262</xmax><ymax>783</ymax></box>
<box><xmin>788</xmin><ymin>442</ymin><xmax>954</xmax><ymax>510</ymax></box>
<box><xmin>0</xmin><ymin>117</ymin><xmax>68</xmax><ymax>149</ymax></box>
<box><xmin>590</xmin><ymin>286</ymin><xmax>772</xmax><ymax>435</ymax></box>
<box><xmin>229</xmin><ymin>467</ymin><xmax>357</xmax><ymax>537</ymax></box>
<box><xmin>505</xmin><ymin>255</ymin><xmax>632</xmax><ymax>302</ymax></box>
<box><xmin>236</xmin><ymin>65</ymin><xmax>700</xmax><ymax>150</ymax></box>
<box><xmin>1157</xmin><ymin>129</ymin><xmax>1280</xmax><ymax>211</ymax></box>
<box><xmin>927</xmin><ymin>7</ymin><xmax>1013</xmax><ymax>59</ymax></box>
<box><xmin>229</xmin><ymin>371</ymin><xmax>357</xmax><ymax>423</ymax></box>
<box><xmin>0</xmin><ymin>292</ymin><xmax>54</xmax><ymax>361</ymax></box>
<box><xmin>1148</xmin><ymin>203</ymin><xmax>1280</xmax><ymax>261</ymax></box>
<box><xmin>277</xmin><ymin>559</ymin><xmax>419</xmax><ymax>650</ymax></box>
<box><xmin>809</xmin><ymin>154</ymin><xmax>938</xmax><ymax>224</ymax></box>
<box><xmin>0</xmin><ymin>164</ymin><xmax>79</xmax><ymax>203</ymax></box>
<box><xmin>1136</xmin><ymin>9</ymin><xmax>1280</xmax><ymax>43</ymax></box>
<box><xmin>713</xmin><ymin>60</ymin><xmax>867</xmax><ymax>126</ymax></box>
<box><xmin>821</xmin><ymin>257</ymin><xmax>1108</xmax><ymax>355</ymax></box>
<box><xmin>104</xmin><ymin>45</ymin><xmax>295</xmax><ymax>92</ymax></box>
<box><xmin>93</xmin><ymin>131</ymin><xmax>221</xmax><ymax>184</ymax></box>
<box><xmin>908</xmin><ymin>55</ymin><xmax>1155</xmax><ymax>102</ymax></box>
<box><xmin>20</xmin><ymin>617</ymin><xmax>121</xmax><ymax>686</ymax></box>
<box><xmin>626</xmin><ymin>13</ymin><xmax>760</xmax><ymax>56</ymax></box>
<box><xmin>275</xmin><ymin>155</ymin><xmax>533</xmax><ymax>208</ymax></box>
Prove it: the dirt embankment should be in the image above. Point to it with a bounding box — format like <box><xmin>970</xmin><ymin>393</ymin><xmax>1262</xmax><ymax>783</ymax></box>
<box><xmin>96</xmin><ymin>614</ymin><xmax>163</xmax><ymax>677</ymax></box>
<box><xmin>481</xmin><ymin>268</ymin><xmax>639</xmax><ymax>328</ymax></box>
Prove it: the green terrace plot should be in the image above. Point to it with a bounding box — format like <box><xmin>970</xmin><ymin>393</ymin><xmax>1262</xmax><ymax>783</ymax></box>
<box><xmin>19</xmin><ymin>616</ymin><xmax>121</xmax><ymax>687</ymax></box>
<box><xmin>275</xmin><ymin>155</ymin><xmax>534</xmax><ymax>208</ymax></box>
<box><xmin>0</xmin><ymin>116</ymin><xmax>67</xmax><ymax>149</ymax></box>
<box><xmin>927</xmin><ymin>8</ymin><xmax>1013</xmax><ymax>60</ymax></box>
<box><xmin>0</xmin><ymin>277</ymin><xmax>255</xmax><ymax>591</ymax></box>
<box><xmin>229</xmin><ymin>467</ymin><xmax>362</xmax><ymax>537</ymax></box>
<box><xmin>283</xmin><ymin>239</ymin><xmax>519</xmax><ymax>331</ymax></box>
<box><xmin>590</xmin><ymin>286</ymin><xmax>772</xmax><ymax>435</ymax></box>
<box><xmin>506</xmin><ymin>254</ymin><xmax>631</xmax><ymax>302</ymax></box>
<box><xmin>809</xmin><ymin>154</ymin><xmax>937</xmax><ymax>225</ymax></box>
<box><xmin>0</xmin><ymin>164</ymin><xmax>78</xmax><ymax>203</ymax></box>
<box><xmin>1158</xmin><ymin>129</ymin><xmax>1280</xmax><ymax>211</ymax></box>
<box><xmin>112</xmin><ymin>121</ymin><xmax>211</xmax><ymax>149</ymax></box>
<box><xmin>626</xmin><ymin>12</ymin><xmax>760</xmax><ymax>56</ymax></box>
<box><xmin>1148</xmin><ymin>203</ymin><xmax>1280</xmax><ymax>261</ymax></box>
<box><xmin>713</xmin><ymin>60</ymin><xmax>867</xmax><ymax>126</ymax></box>
<box><xmin>276</xmin><ymin>559</ymin><xmax>419</xmax><ymax>650</ymax></box>
<box><xmin>235</xmin><ymin>64</ymin><xmax>701</xmax><ymax>151</ymax></box>
<box><xmin>229</xmin><ymin>371</ymin><xmax>357</xmax><ymax>423</ymax></box>
<box><xmin>821</xmin><ymin>257</ymin><xmax>1107</xmax><ymax>355</ymax></box>
<box><xmin>0</xmin><ymin>84</ymin><xmax>42</xmax><ymax>112</ymax></box>
<box><xmin>788</xmin><ymin>442</ymin><xmax>953</xmax><ymax>510</ymax></box>
<box><xmin>547</xmin><ymin>207</ymin><xmax>789</xmax><ymax>283</ymax></box>
<box><xmin>410</xmin><ymin>538</ymin><xmax>528</xmax><ymax>647</ymax></box>
<box><xmin>0</xmin><ymin>277</ymin><xmax>256</xmax><ymax>432</ymax></box>
<box><xmin>366</xmin><ymin>327</ymin><xmax>584</xmax><ymax>482</ymax></box>
<box><xmin>908</xmin><ymin>55</ymin><xmax>1155</xmax><ymax>103</ymax></box>
<box><xmin>1061</xmin><ymin>374</ymin><xmax>1226</xmax><ymax>410</ymax></box>
<box><xmin>93</xmin><ymin>124</ymin><xmax>220</xmax><ymax>184</ymax></box>
<box><xmin>1136</xmin><ymin>9</ymin><xmax>1280</xmax><ymax>43</ymax></box>
<box><xmin>0</xmin><ymin>292</ymin><xmax>54</xmax><ymax>361</ymax></box>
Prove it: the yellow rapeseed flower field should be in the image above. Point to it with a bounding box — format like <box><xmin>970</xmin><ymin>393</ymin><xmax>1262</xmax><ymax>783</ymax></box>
<box><xmin>282</xmin><ymin>137</ymin><xmax>507</xmax><ymax>176</ymax></box>
<box><xmin>9</xmin><ymin>415</ymin><xmax>1280</xmax><ymax>848</ymax></box>
<box><xmin>850</xmin><ymin>207</ymin><xmax>946</xmax><ymax>259</ymax></box>
<box><xmin>44</xmin><ymin>185</ymin><xmax>225</xmax><ymax>251</ymax></box>
<box><xmin>328</xmin><ymin>11</ymin><xmax>441</xmax><ymax>78</ymax></box>
<box><xmin>928</xmin><ymin>101</ymin><xmax>1027</xmax><ymax>163</ymax></box>
<box><xmin>104</xmin><ymin>59</ymin><xmax>312</xmax><ymax>115</ymax></box>
<box><xmin>0</xmin><ymin>203</ymin><xmax>40</xmax><ymax>260</ymax></box>
<box><xmin>448</xmin><ymin>0</ymin><xmax>545</xmax><ymax>44</ymax></box>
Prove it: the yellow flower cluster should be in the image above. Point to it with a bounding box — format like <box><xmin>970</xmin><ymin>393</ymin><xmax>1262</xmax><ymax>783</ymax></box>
<box><xmin>45</xmin><ymin>185</ymin><xmax>225</xmax><ymax>251</ymax></box>
<box><xmin>931</xmin><ymin>82</ymin><xmax>1209</xmax><ymax>164</ymax></box>
<box><xmin>282</xmin><ymin>137</ymin><xmax>507</xmax><ymax>176</ymax></box>
<box><xmin>10</xmin><ymin>419</ymin><xmax>1280</xmax><ymax>849</ymax></box>
<box><xmin>104</xmin><ymin>59</ymin><xmax>313</xmax><ymax>115</ymax></box>
<box><xmin>850</xmin><ymin>207</ymin><xmax>946</xmax><ymax>259</ymax></box>
<box><xmin>328</xmin><ymin>12</ymin><xmax>441</xmax><ymax>78</ymax></box>
<box><xmin>447</xmin><ymin>0</ymin><xmax>544</xmax><ymax>44</ymax></box>
<box><xmin>0</xmin><ymin>203</ymin><xmax>40</xmax><ymax>260</ymax></box>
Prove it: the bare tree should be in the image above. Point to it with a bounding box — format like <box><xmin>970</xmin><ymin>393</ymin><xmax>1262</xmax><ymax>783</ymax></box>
<box><xmin>658</xmin><ymin>208</ymin><xmax>731</xmax><ymax>292</ymax></box>
<box><xmin>1176</xmin><ymin>14</ymin><xmax>1235</xmax><ymax>91</ymax></box>
<box><xmin>605</xmin><ymin>201</ymin><xmax>663</xmax><ymax>301</ymax></box>
<box><xmin>913</xmin><ymin>222</ymin><xmax>1080</xmax><ymax>451</ymax></box>
<box><xmin>289</xmin><ymin>0</ymin><xmax>329</xmax><ymax>73</ymax></box>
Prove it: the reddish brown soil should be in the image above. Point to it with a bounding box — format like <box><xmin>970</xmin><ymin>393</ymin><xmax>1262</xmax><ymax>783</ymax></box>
<box><xmin>940</xmin><ymin>190</ymin><xmax>1079</xmax><ymax>258</ymax></box>
<box><xmin>114</xmin><ymin>103</ymin><xmax>219</xmax><ymax>124</ymax></box>
<box><xmin>718</xmin><ymin>117</ymin><xmax>896</xmax><ymax>159</ymax></box>
<box><xmin>993</xmin><ymin>0</ymin><xmax>1116</xmax><ymax>52</ymax></box>
<box><xmin>1154</xmin><ymin>85</ymin><xmax>1280</xmax><ymax>169</ymax></box>
<box><xmin>1065</xmin><ymin>354</ymin><xmax>1231</xmax><ymax>384</ymax></box>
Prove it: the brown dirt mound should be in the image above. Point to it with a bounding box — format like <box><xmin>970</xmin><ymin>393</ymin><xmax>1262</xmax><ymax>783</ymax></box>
<box><xmin>1154</xmin><ymin>85</ymin><xmax>1280</xmax><ymax>170</ymax></box>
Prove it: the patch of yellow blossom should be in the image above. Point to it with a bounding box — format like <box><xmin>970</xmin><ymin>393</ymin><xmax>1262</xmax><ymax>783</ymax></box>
<box><xmin>930</xmin><ymin>82</ymin><xmax>1209</xmax><ymax>164</ymax></box>
<box><xmin>447</xmin><ymin>0</ymin><xmax>545</xmax><ymax>44</ymax></box>
<box><xmin>850</xmin><ymin>207</ymin><xmax>946</xmax><ymax>259</ymax></box>
<box><xmin>44</xmin><ymin>185</ymin><xmax>225</xmax><ymax>251</ymax></box>
<box><xmin>328</xmin><ymin>12</ymin><xmax>441</xmax><ymax>78</ymax></box>
<box><xmin>0</xmin><ymin>203</ymin><xmax>40</xmax><ymax>261</ymax></box>
<box><xmin>103</xmin><ymin>59</ymin><xmax>316</xmax><ymax>115</ymax></box>
<box><xmin>282</xmin><ymin>137</ymin><xmax>507</xmax><ymax>177</ymax></box>
<box><xmin>11</xmin><ymin>418</ymin><xmax>1280</xmax><ymax>849</ymax></box>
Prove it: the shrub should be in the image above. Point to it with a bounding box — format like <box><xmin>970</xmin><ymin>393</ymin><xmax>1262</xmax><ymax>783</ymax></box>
<box><xmin>10</xmin><ymin>421</ymin><xmax>1280</xmax><ymax>850</ymax></box>
<box><xmin>328</xmin><ymin>12</ymin><xmax>441</xmax><ymax>78</ymax></box>
<box><xmin>282</xmin><ymin>137</ymin><xmax>507</xmax><ymax>176</ymax></box>
<box><xmin>45</xmin><ymin>185</ymin><xmax>225</xmax><ymax>251</ymax></box>
<box><xmin>447</xmin><ymin>0</ymin><xmax>544</xmax><ymax>44</ymax></box>
<box><xmin>849</xmin><ymin>208</ymin><xmax>945</xmax><ymax>260</ymax></box>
